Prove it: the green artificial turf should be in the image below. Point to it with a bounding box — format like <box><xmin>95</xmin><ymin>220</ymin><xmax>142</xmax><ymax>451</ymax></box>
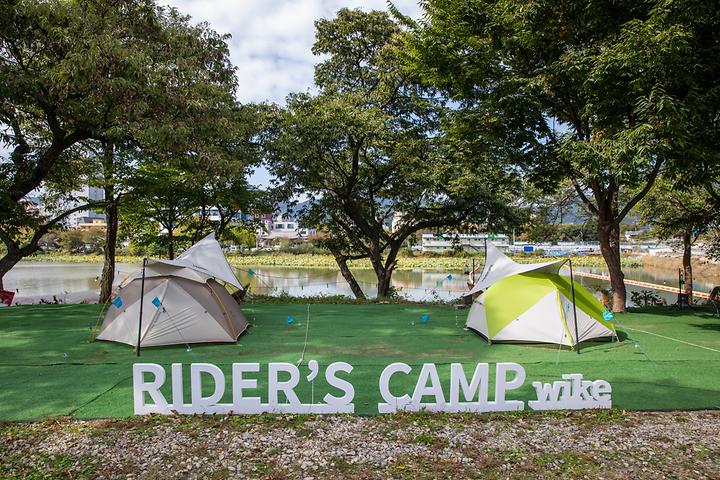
<box><xmin>0</xmin><ymin>303</ymin><xmax>719</xmax><ymax>420</ymax></box>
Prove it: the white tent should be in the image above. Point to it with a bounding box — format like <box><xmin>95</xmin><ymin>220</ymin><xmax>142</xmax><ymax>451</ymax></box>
<box><xmin>465</xmin><ymin>243</ymin><xmax>616</xmax><ymax>346</ymax></box>
<box><xmin>96</xmin><ymin>234</ymin><xmax>248</xmax><ymax>347</ymax></box>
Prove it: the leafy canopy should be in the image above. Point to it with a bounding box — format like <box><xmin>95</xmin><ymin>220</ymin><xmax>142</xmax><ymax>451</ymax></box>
<box><xmin>265</xmin><ymin>8</ymin><xmax>517</xmax><ymax>296</ymax></box>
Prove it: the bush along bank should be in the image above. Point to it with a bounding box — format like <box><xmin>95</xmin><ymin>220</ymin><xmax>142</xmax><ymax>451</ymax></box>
<box><xmin>24</xmin><ymin>252</ymin><xmax>643</xmax><ymax>270</ymax></box>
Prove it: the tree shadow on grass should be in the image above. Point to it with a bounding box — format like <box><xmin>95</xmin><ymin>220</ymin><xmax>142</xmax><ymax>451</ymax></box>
<box><xmin>689</xmin><ymin>323</ymin><xmax>720</xmax><ymax>333</ymax></box>
<box><xmin>608</xmin><ymin>375</ymin><xmax>720</xmax><ymax>411</ymax></box>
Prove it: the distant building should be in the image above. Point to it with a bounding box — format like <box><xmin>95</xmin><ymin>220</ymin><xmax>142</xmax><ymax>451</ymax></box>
<box><xmin>21</xmin><ymin>186</ymin><xmax>106</xmax><ymax>229</ymax></box>
<box><xmin>255</xmin><ymin>201</ymin><xmax>319</xmax><ymax>247</ymax></box>
<box><xmin>65</xmin><ymin>186</ymin><xmax>106</xmax><ymax>229</ymax></box>
<box><xmin>194</xmin><ymin>208</ymin><xmax>248</xmax><ymax>225</ymax></box>
<box><xmin>421</xmin><ymin>233</ymin><xmax>510</xmax><ymax>253</ymax></box>
<box><xmin>256</xmin><ymin>212</ymin><xmax>318</xmax><ymax>246</ymax></box>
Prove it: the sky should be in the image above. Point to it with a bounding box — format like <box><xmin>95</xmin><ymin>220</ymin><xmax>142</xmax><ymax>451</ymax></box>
<box><xmin>163</xmin><ymin>0</ymin><xmax>425</xmax><ymax>187</ymax></box>
<box><xmin>2</xmin><ymin>2</ymin><xmax>425</xmax><ymax>188</ymax></box>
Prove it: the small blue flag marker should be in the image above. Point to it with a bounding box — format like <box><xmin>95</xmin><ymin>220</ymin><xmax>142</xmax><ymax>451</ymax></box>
<box><xmin>152</xmin><ymin>296</ymin><xmax>162</xmax><ymax>308</ymax></box>
<box><xmin>420</xmin><ymin>314</ymin><xmax>430</xmax><ymax>323</ymax></box>
<box><xmin>112</xmin><ymin>297</ymin><xmax>123</xmax><ymax>309</ymax></box>
<box><xmin>603</xmin><ymin>310</ymin><xmax>614</xmax><ymax>321</ymax></box>
<box><xmin>286</xmin><ymin>316</ymin><xmax>295</xmax><ymax>325</ymax></box>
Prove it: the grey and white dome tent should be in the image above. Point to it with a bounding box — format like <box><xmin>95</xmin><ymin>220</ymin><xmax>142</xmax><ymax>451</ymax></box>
<box><xmin>95</xmin><ymin>234</ymin><xmax>249</xmax><ymax>348</ymax></box>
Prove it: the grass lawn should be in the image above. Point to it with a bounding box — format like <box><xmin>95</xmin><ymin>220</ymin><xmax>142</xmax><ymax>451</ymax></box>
<box><xmin>0</xmin><ymin>303</ymin><xmax>719</xmax><ymax>420</ymax></box>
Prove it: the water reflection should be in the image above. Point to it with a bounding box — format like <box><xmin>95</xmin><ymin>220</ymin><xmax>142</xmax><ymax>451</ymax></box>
<box><xmin>4</xmin><ymin>261</ymin><xmax>718</xmax><ymax>305</ymax></box>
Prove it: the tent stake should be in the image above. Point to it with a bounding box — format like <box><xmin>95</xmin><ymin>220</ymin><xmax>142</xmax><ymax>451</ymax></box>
<box><xmin>136</xmin><ymin>258</ymin><xmax>147</xmax><ymax>357</ymax></box>
<box><xmin>569</xmin><ymin>259</ymin><xmax>580</xmax><ymax>354</ymax></box>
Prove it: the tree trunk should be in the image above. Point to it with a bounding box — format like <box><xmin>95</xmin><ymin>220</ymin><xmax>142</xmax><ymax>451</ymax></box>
<box><xmin>375</xmin><ymin>244</ymin><xmax>399</xmax><ymax>299</ymax></box>
<box><xmin>100</xmin><ymin>200</ymin><xmax>118</xmax><ymax>303</ymax></box>
<box><xmin>376</xmin><ymin>269</ymin><xmax>393</xmax><ymax>298</ymax></box>
<box><xmin>0</xmin><ymin>247</ymin><xmax>30</xmax><ymax>293</ymax></box>
<box><xmin>682</xmin><ymin>229</ymin><xmax>693</xmax><ymax>298</ymax></box>
<box><xmin>598</xmin><ymin>221</ymin><xmax>626</xmax><ymax>312</ymax></box>
<box><xmin>167</xmin><ymin>230</ymin><xmax>174</xmax><ymax>260</ymax></box>
<box><xmin>335</xmin><ymin>254</ymin><xmax>365</xmax><ymax>299</ymax></box>
<box><xmin>100</xmin><ymin>143</ymin><xmax>117</xmax><ymax>304</ymax></box>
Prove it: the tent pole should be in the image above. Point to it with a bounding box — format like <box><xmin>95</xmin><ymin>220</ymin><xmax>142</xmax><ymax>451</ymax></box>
<box><xmin>482</xmin><ymin>237</ymin><xmax>487</xmax><ymax>279</ymax></box>
<box><xmin>569</xmin><ymin>259</ymin><xmax>580</xmax><ymax>354</ymax></box>
<box><xmin>136</xmin><ymin>258</ymin><xmax>147</xmax><ymax>357</ymax></box>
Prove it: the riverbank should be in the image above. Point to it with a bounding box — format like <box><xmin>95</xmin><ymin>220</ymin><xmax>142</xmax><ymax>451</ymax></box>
<box><xmin>22</xmin><ymin>252</ymin><xmax>643</xmax><ymax>270</ymax></box>
<box><xmin>642</xmin><ymin>254</ymin><xmax>720</xmax><ymax>279</ymax></box>
<box><xmin>2</xmin><ymin>410</ymin><xmax>718</xmax><ymax>479</ymax></box>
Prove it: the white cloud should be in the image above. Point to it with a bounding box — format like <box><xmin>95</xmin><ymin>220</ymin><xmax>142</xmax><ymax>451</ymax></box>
<box><xmin>163</xmin><ymin>0</ymin><xmax>423</xmax><ymax>104</ymax></box>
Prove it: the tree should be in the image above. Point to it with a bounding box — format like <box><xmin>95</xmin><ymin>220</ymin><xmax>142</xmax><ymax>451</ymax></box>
<box><xmin>0</xmin><ymin>0</ymin><xmax>245</xmax><ymax>296</ymax></box>
<box><xmin>639</xmin><ymin>178</ymin><xmax>717</xmax><ymax>298</ymax></box>
<box><xmin>265</xmin><ymin>9</ymin><xmax>517</xmax><ymax>298</ymax></box>
<box><xmin>404</xmin><ymin>0</ymin><xmax>717</xmax><ymax>311</ymax></box>
<box><xmin>121</xmin><ymin>163</ymin><xmax>203</xmax><ymax>260</ymax></box>
<box><xmin>92</xmin><ymin>7</ymin><xmax>242</xmax><ymax>302</ymax></box>
<box><xmin>120</xmin><ymin>135</ymin><xmax>263</xmax><ymax>262</ymax></box>
<box><xmin>519</xmin><ymin>182</ymin><xmax>594</xmax><ymax>243</ymax></box>
<box><xmin>0</xmin><ymin>0</ymin><xmax>237</xmax><ymax>291</ymax></box>
<box><xmin>0</xmin><ymin>0</ymin><xmax>157</xmax><ymax>289</ymax></box>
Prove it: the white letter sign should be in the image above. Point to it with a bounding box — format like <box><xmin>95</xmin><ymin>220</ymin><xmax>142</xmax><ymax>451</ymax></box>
<box><xmin>132</xmin><ymin>361</ymin><xmax>611</xmax><ymax>415</ymax></box>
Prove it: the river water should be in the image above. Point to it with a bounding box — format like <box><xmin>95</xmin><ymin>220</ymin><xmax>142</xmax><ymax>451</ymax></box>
<box><xmin>4</xmin><ymin>260</ymin><xmax>718</xmax><ymax>305</ymax></box>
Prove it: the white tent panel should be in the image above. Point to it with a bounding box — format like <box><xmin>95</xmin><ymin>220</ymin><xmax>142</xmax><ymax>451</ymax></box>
<box><xmin>121</xmin><ymin>262</ymin><xmax>211</xmax><ymax>288</ymax></box>
<box><xmin>467</xmin><ymin>242</ymin><xmax>566</xmax><ymax>296</ymax></box>
<box><xmin>97</xmin><ymin>280</ymin><xmax>170</xmax><ymax>346</ymax></box>
<box><xmin>559</xmin><ymin>293</ymin><xmax>615</xmax><ymax>343</ymax></box>
<box><xmin>466</xmin><ymin>294</ymin><xmax>489</xmax><ymax>337</ymax></box>
<box><xmin>493</xmin><ymin>290</ymin><xmax>572</xmax><ymax>345</ymax></box>
<box><xmin>160</xmin><ymin>233</ymin><xmax>242</xmax><ymax>288</ymax></box>
<box><xmin>140</xmin><ymin>279</ymin><xmax>234</xmax><ymax>346</ymax></box>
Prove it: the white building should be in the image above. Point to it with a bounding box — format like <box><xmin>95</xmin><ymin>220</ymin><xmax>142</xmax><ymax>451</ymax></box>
<box><xmin>255</xmin><ymin>212</ymin><xmax>318</xmax><ymax>246</ymax></box>
<box><xmin>65</xmin><ymin>186</ymin><xmax>106</xmax><ymax>229</ymax></box>
<box><xmin>23</xmin><ymin>186</ymin><xmax>106</xmax><ymax>229</ymax></box>
<box><xmin>421</xmin><ymin>233</ymin><xmax>510</xmax><ymax>253</ymax></box>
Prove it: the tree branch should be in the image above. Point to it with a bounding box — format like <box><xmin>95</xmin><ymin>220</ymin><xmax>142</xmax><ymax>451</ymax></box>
<box><xmin>616</xmin><ymin>156</ymin><xmax>664</xmax><ymax>223</ymax></box>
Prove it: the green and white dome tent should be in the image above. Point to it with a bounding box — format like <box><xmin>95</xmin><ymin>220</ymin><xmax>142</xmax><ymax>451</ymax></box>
<box><xmin>465</xmin><ymin>243</ymin><xmax>616</xmax><ymax>347</ymax></box>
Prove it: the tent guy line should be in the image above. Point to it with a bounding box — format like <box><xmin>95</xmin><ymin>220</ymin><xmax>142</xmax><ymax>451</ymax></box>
<box><xmin>621</xmin><ymin>326</ymin><xmax>720</xmax><ymax>354</ymax></box>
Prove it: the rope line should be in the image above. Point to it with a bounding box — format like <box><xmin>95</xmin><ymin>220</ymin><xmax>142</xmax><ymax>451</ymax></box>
<box><xmin>622</xmin><ymin>325</ymin><xmax>720</xmax><ymax>354</ymax></box>
<box><xmin>296</xmin><ymin>304</ymin><xmax>311</xmax><ymax>366</ymax></box>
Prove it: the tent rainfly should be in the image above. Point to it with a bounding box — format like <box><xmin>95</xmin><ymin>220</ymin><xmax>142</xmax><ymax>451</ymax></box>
<box><xmin>466</xmin><ymin>242</ymin><xmax>616</xmax><ymax>346</ymax></box>
<box><xmin>96</xmin><ymin>234</ymin><xmax>248</xmax><ymax>347</ymax></box>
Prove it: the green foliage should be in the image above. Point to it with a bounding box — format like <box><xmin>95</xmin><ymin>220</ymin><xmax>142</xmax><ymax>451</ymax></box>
<box><xmin>266</xmin><ymin>8</ymin><xmax>519</xmax><ymax>298</ymax></box>
<box><xmin>630</xmin><ymin>290</ymin><xmax>664</xmax><ymax>308</ymax></box>
<box><xmin>245</xmin><ymin>292</ymin><xmax>457</xmax><ymax>306</ymax></box>
<box><xmin>223</xmin><ymin>224</ymin><xmax>258</xmax><ymax>250</ymax></box>
<box><xmin>639</xmin><ymin>177</ymin><xmax>718</xmax><ymax>243</ymax></box>
<box><xmin>57</xmin><ymin>229</ymin><xmax>105</xmax><ymax>254</ymax></box>
<box><xmin>24</xmin><ymin>250</ymin><xmax>644</xmax><ymax>270</ymax></box>
<box><xmin>274</xmin><ymin>240</ymin><xmax>329</xmax><ymax>255</ymax></box>
<box><xmin>0</xmin><ymin>0</ymin><xmax>256</xmax><ymax>281</ymax></box>
<box><xmin>404</xmin><ymin>0</ymin><xmax>720</xmax><ymax>309</ymax></box>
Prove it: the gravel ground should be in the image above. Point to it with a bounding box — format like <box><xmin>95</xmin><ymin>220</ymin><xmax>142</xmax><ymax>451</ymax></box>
<box><xmin>1</xmin><ymin>410</ymin><xmax>719</xmax><ymax>479</ymax></box>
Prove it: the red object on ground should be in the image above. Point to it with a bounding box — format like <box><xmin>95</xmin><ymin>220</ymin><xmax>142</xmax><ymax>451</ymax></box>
<box><xmin>0</xmin><ymin>290</ymin><xmax>15</xmax><ymax>306</ymax></box>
